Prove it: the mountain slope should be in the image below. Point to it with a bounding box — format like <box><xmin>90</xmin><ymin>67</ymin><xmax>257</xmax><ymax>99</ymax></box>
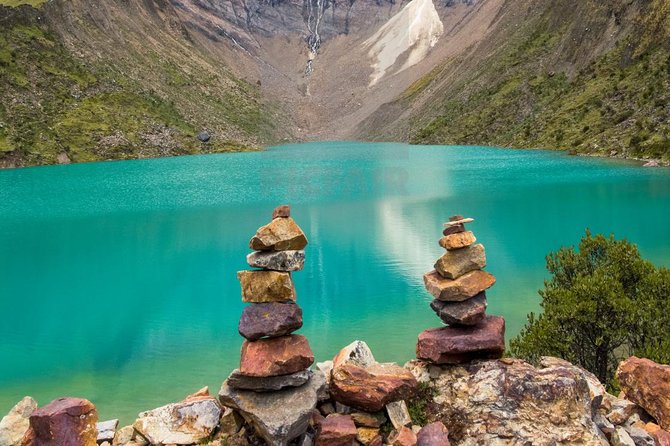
<box><xmin>357</xmin><ymin>0</ymin><xmax>670</xmax><ymax>162</ymax></box>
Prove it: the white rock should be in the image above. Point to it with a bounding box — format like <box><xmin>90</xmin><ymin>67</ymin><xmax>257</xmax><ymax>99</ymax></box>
<box><xmin>0</xmin><ymin>396</ymin><xmax>37</xmax><ymax>446</ymax></box>
<box><xmin>97</xmin><ymin>419</ymin><xmax>119</xmax><ymax>442</ymax></box>
<box><xmin>386</xmin><ymin>400</ymin><xmax>411</xmax><ymax>430</ymax></box>
<box><xmin>611</xmin><ymin>426</ymin><xmax>636</xmax><ymax>446</ymax></box>
<box><xmin>333</xmin><ymin>340</ymin><xmax>376</xmax><ymax>368</ymax></box>
<box><xmin>133</xmin><ymin>397</ymin><xmax>221</xmax><ymax>445</ymax></box>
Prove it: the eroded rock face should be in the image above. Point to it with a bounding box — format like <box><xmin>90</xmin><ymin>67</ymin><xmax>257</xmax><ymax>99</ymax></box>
<box><xmin>238</xmin><ymin>302</ymin><xmax>303</xmax><ymax>341</ymax></box>
<box><xmin>429</xmin><ymin>294</ymin><xmax>487</xmax><ymax>326</ymax></box>
<box><xmin>240</xmin><ymin>335</ymin><xmax>314</xmax><ymax>377</ymax></box>
<box><xmin>219</xmin><ymin>370</ymin><xmax>326</xmax><ymax>446</ymax></box>
<box><xmin>238</xmin><ymin>270</ymin><xmax>296</xmax><ymax>303</ymax></box>
<box><xmin>423</xmin><ymin>270</ymin><xmax>495</xmax><ymax>302</ymax></box>
<box><xmin>0</xmin><ymin>396</ymin><xmax>37</xmax><ymax>446</ymax></box>
<box><xmin>28</xmin><ymin>397</ymin><xmax>98</xmax><ymax>446</ymax></box>
<box><xmin>250</xmin><ymin>217</ymin><xmax>308</xmax><ymax>251</ymax></box>
<box><xmin>407</xmin><ymin>359</ymin><xmax>606</xmax><ymax>445</ymax></box>
<box><xmin>316</xmin><ymin>414</ymin><xmax>357</xmax><ymax>446</ymax></box>
<box><xmin>416</xmin><ymin>316</ymin><xmax>505</xmax><ymax>364</ymax></box>
<box><xmin>433</xmin><ymin>245</ymin><xmax>486</xmax><ymax>280</ymax></box>
<box><xmin>227</xmin><ymin>369</ymin><xmax>313</xmax><ymax>392</ymax></box>
<box><xmin>133</xmin><ymin>395</ymin><xmax>222</xmax><ymax>445</ymax></box>
<box><xmin>247</xmin><ymin>250</ymin><xmax>305</xmax><ymax>272</ymax></box>
<box><xmin>617</xmin><ymin>356</ymin><xmax>670</xmax><ymax>430</ymax></box>
<box><xmin>330</xmin><ymin>363</ymin><xmax>418</xmax><ymax>412</ymax></box>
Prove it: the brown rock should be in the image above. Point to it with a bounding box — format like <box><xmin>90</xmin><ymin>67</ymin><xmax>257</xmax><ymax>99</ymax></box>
<box><xmin>238</xmin><ymin>271</ymin><xmax>296</xmax><ymax>303</ymax></box>
<box><xmin>369</xmin><ymin>435</ymin><xmax>383</xmax><ymax>446</ymax></box>
<box><xmin>416</xmin><ymin>422</ymin><xmax>450</xmax><ymax>446</ymax></box>
<box><xmin>273</xmin><ymin>205</ymin><xmax>291</xmax><ymax>219</ymax></box>
<box><xmin>616</xmin><ymin>356</ymin><xmax>670</xmax><ymax>430</ymax></box>
<box><xmin>442</xmin><ymin>224</ymin><xmax>464</xmax><ymax>236</ymax></box>
<box><xmin>316</xmin><ymin>414</ymin><xmax>357</xmax><ymax>446</ymax></box>
<box><xmin>240</xmin><ymin>335</ymin><xmax>314</xmax><ymax>377</ymax></box>
<box><xmin>434</xmin><ymin>244</ymin><xmax>486</xmax><ymax>280</ymax></box>
<box><xmin>350</xmin><ymin>412</ymin><xmax>386</xmax><ymax>428</ymax></box>
<box><xmin>449</xmin><ymin>215</ymin><xmax>464</xmax><ymax>222</ymax></box>
<box><xmin>250</xmin><ymin>218</ymin><xmax>308</xmax><ymax>251</ymax></box>
<box><xmin>423</xmin><ymin>270</ymin><xmax>495</xmax><ymax>302</ymax></box>
<box><xmin>439</xmin><ymin>231</ymin><xmax>476</xmax><ymax>251</ymax></box>
<box><xmin>330</xmin><ymin>363</ymin><xmax>418</xmax><ymax>412</ymax></box>
<box><xmin>389</xmin><ymin>427</ymin><xmax>417</xmax><ymax>446</ymax></box>
<box><xmin>416</xmin><ymin>316</ymin><xmax>505</xmax><ymax>364</ymax></box>
<box><xmin>430</xmin><ymin>293</ymin><xmax>487</xmax><ymax>326</ymax></box>
<box><xmin>238</xmin><ymin>302</ymin><xmax>303</xmax><ymax>341</ymax></box>
<box><xmin>645</xmin><ymin>423</ymin><xmax>670</xmax><ymax>446</ymax></box>
<box><xmin>27</xmin><ymin>398</ymin><xmax>97</xmax><ymax>446</ymax></box>
<box><xmin>356</xmin><ymin>427</ymin><xmax>380</xmax><ymax>446</ymax></box>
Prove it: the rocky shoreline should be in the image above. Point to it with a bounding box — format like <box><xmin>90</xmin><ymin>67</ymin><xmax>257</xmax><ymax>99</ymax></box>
<box><xmin>2</xmin><ymin>208</ymin><xmax>670</xmax><ymax>446</ymax></box>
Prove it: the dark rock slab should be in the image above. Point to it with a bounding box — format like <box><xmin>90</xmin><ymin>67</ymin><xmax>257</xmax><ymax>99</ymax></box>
<box><xmin>239</xmin><ymin>302</ymin><xmax>303</xmax><ymax>341</ymax></box>
<box><xmin>240</xmin><ymin>335</ymin><xmax>314</xmax><ymax>377</ymax></box>
<box><xmin>416</xmin><ymin>315</ymin><xmax>505</xmax><ymax>364</ymax></box>
<box><xmin>430</xmin><ymin>293</ymin><xmax>487</xmax><ymax>326</ymax></box>
<box><xmin>27</xmin><ymin>397</ymin><xmax>98</xmax><ymax>446</ymax></box>
<box><xmin>246</xmin><ymin>250</ymin><xmax>305</xmax><ymax>272</ymax></box>
<box><xmin>227</xmin><ymin>369</ymin><xmax>312</xmax><ymax>392</ymax></box>
<box><xmin>219</xmin><ymin>370</ymin><xmax>326</xmax><ymax>446</ymax></box>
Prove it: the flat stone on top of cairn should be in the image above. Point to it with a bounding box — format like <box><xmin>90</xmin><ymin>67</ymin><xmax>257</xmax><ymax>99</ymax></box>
<box><xmin>417</xmin><ymin>215</ymin><xmax>506</xmax><ymax>364</ymax></box>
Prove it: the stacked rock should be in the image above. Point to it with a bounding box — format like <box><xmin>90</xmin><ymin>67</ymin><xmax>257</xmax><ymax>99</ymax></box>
<box><xmin>227</xmin><ymin>205</ymin><xmax>316</xmax><ymax>391</ymax></box>
<box><xmin>416</xmin><ymin>215</ymin><xmax>506</xmax><ymax>364</ymax></box>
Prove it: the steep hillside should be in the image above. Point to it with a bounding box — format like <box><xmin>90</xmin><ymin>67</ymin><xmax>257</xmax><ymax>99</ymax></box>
<box><xmin>0</xmin><ymin>0</ymin><xmax>286</xmax><ymax>168</ymax></box>
<box><xmin>358</xmin><ymin>0</ymin><xmax>670</xmax><ymax>162</ymax></box>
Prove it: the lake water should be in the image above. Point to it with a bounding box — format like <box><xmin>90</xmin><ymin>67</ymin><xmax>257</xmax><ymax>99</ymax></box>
<box><xmin>1</xmin><ymin>142</ymin><xmax>669</xmax><ymax>424</ymax></box>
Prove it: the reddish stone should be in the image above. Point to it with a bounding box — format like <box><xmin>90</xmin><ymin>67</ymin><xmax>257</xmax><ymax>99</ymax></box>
<box><xmin>449</xmin><ymin>215</ymin><xmax>464</xmax><ymax>222</ymax></box>
<box><xmin>272</xmin><ymin>205</ymin><xmax>291</xmax><ymax>219</ymax></box>
<box><xmin>423</xmin><ymin>270</ymin><xmax>495</xmax><ymax>302</ymax></box>
<box><xmin>27</xmin><ymin>397</ymin><xmax>97</xmax><ymax>446</ymax></box>
<box><xmin>430</xmin><ymin>293</ymin><xmax>487</xmax><ymax>326</ymax></box>
<box><xmin>330</xmin><ymin>363</ymin><xmax>418</xmax><ymax>412</ymax></box>
<box><xmin>239</xmin><ymin>335</ymin><xmax>314</xmax><ymax>377</ymax></box>
<box><xmin>417</xmin><ymin>422</ymin><xmax>450</xmax><ymax>446</ymax></box>
<box><xmin>416</xmin><ymin>316</ymin><xmax>505</xmax><ymax>364</ymax></box>
<box><xmin>250</xmin><ymin>217</ymin><xmax>308</xmax><ymax>251</ymax></box>
<box><xmin>316</xmin><ymin>414</ymin><xmax>357</xmax><ymax>446</ymax></box>
<box><xmin>369</xmin><ymin>435</ymin><xmax>383</xmax><ymax>446</ymax></box>
<box><xmin>617</xmin><ymin>356</ymin><xmax>670</xmax><ymax>430</ymax></box>
<box><xmin>389</xmin><ymin>427</ymin><xmax>417</xmax><ymax>446</ymax></box>
<box><xmin>645</xmin><ymin>423</ymin><xmax>670</xmax><ymax>446</ymax></box>
<box><xmin>238</xmin><ymin>302</ymin><xmax>303</xmax><ymax>341</ymax></box>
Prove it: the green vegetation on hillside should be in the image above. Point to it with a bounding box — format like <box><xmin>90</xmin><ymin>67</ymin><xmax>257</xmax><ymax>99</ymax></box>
<box><xmin>510</xmin><ymin>231</ymin><xmax>670</xmax><ymax>388</ymax></box>
<box><xmin>408</xmin><ymin>0</ymin><xmax>670</xmax><ymax>162</ymax></box>
<box><xmin>0</xmin><ymin>0</ymin><xmax>46</xmax><ymax>7</ymax></box>
<box><xmin>0</xmin><ymin>4</ymin><xmax>280</xmax><ymax>167</ymax></box>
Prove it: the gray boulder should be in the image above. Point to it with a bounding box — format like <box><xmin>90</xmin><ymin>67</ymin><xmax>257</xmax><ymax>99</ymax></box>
<box><xmin>227</xmin><ymin>369</ymin><xmax>312</xmax><ymax>392</ymax></box>
<box><xmin>219</xmin><ymin>370</ymin><xmax>326</xmax><ymax>446</ymax></box>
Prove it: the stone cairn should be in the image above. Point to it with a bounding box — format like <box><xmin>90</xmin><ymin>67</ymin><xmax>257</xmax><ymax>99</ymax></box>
<box><xmin>416</xmin><ymin>215</ymin><xmax>506</xmax><ymax>364</ymax></box>
<box><xmin>220</xmin><ymin>205</ymin><xmax>326</xmax><ymax>446</ymax></box>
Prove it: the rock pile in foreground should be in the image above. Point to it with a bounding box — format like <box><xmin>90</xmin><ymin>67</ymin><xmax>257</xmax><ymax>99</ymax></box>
<box><xmin>219</xmin><ymin>205</ymin><xmax>325</xmax><ymax>446</ymax></box>
<box><xmin>416</xmin><ymin>216</ymin><xmax>504</xmax><ymax>364</ymax></box>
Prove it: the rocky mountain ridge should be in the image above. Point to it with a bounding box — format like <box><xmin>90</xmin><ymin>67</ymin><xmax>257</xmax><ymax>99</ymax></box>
<box><xmin>1</xmin><ymin>0</ymin><xmax>668</xmax><ymax>167</ymax></box>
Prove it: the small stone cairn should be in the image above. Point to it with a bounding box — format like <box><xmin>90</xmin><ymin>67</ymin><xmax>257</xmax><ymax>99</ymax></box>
<box><xmin>220</xmin><ymin>205</ymin><xmax>326</xmax><ymax>446</ymax></box>
<box><xmin>416</xmin><ymin>215</ymin><xmax>506</xmax><ymax>364</ymax></box>
<box><xmin>225</xmin><ymin>204</ymin><xmax>314</xmax><ymax>390</ymax></box>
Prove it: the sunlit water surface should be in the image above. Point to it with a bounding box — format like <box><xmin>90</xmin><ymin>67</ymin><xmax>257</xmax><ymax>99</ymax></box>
<box><xmin>1</xmin><ymin>142</ymin><xmax>669</xmax><ymax>423</ymax></box>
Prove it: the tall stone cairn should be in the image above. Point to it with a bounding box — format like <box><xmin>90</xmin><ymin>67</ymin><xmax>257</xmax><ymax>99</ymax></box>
<box><xmin>416</xmin><ymin>215</ymin><xmax>506</xmax><ymax>364</ymax></box>
<box><xmin>228</xmin><ymin>204</ymin><xmax>315</xmax><ymax>389</ymax></box>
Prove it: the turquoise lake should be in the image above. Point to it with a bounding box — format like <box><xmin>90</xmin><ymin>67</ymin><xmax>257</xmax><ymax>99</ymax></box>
<box><xmin>1</xmin><ymin>142</ymin><xmax>669</xmax><ymax>424</ymax></box>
